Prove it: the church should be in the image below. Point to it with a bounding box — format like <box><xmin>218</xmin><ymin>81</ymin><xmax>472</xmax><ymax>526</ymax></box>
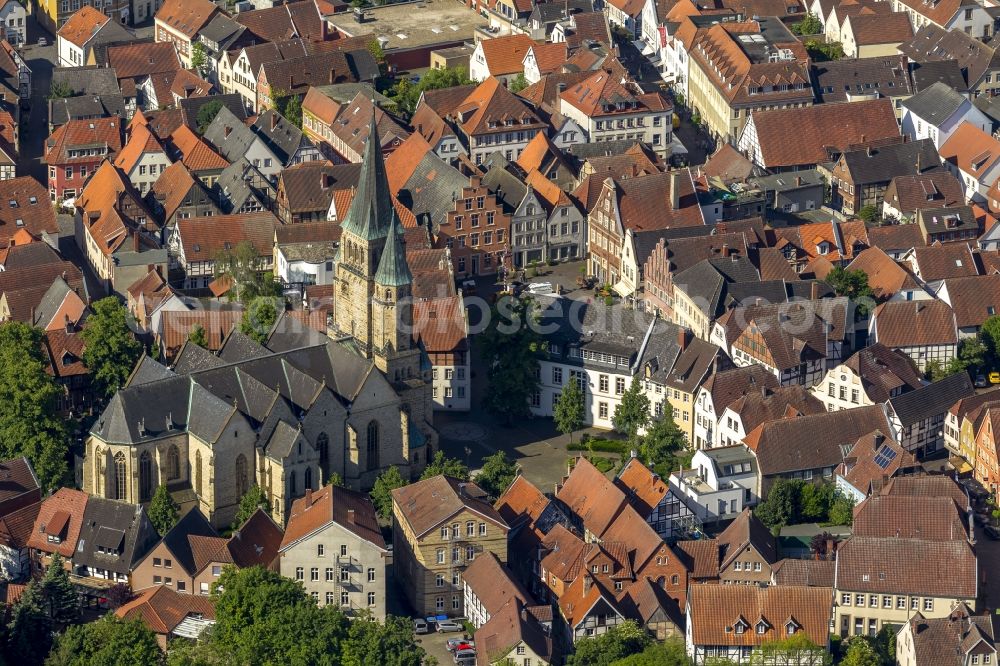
<box><xmin>82</xmin><ymin>118</ymin><xmax>438</xmax><ymax>529</ymax></box>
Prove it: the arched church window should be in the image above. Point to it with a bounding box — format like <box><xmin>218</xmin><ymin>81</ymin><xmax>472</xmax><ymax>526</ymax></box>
<box><xmin>317</xmin><ymin>433</ymin><xmax>329</xmax><ymax>477</ymax></box>
<box><xmin>167</xmin><ymin>445</ymin><xmax>180</xmax><ymax>480</ymax></box>
<box><xmin>114</xmin><ymin>452</ymin><xmax>127</xmax><ymax>501</ymax></box>
<box><xmin>139</xmin><ymin>451</ymin><xmax>153</xmax><ymax>502</ymax></box>
<box><xmin>367</xmin><ymin>421</ymin><xmax>380</xmax><ymax>470</ymax></box>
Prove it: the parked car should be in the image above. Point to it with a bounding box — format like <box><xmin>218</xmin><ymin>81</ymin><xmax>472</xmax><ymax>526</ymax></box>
<box><xmin>446</xmin><ymin>639</ymin><xmax>474</xmax><ymax>652</ymax></box>
<box><xmin>413</xmin><ymin>619</ymin><xmax>432</xmax><ymax>635</ymax></box>
<box><xmin>37</xmin><ymin>37</ymin><xmax>47</xmax><ymax>47</ymax></box>
<box><xmin>985</xmin><ymin>524</ymin><xmax>1000</xmax><ymax>540</ymax></box>
<box><xmin>461</xmin><ymin>279</ymin><xmax>477</xmax><ymax>295</ymax></box>
<box><xmin>527</xmin><ymin>282</ymin><xmax>553</xmax><ymax>295</ymax></box>
<box><xmin>436</xmin><ymin>620</ymin><xmax>464</xmax><ymax>633</ymax></box>
<box><xmin>976</xmin><ymin>374</ymin><xmax>989</xmax><ymax>388</ymax></box>
<box><xmin>454</xmin><ymin>648</ymin><xmax>477</xmax><ymax>664</ymax></box>
<box><xmin>990</xmin><ymin>371</ymin><xmax>1000</xmax><ymax>384</ymax></box>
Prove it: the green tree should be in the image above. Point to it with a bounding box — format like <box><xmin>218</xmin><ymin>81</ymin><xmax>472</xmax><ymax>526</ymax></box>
<box><xmin>342</xmin><ymin>613</ymin><xmax>426</xmax><ymax>666</ymax></box>
<box><xmin>755</xmin><ymin>479</ymin><xmax>802</xmax><ymax>529</ymax></box>
<box><xmin>842</xmin><ymin>637</ymin><xmax>882</xmax><ymax>666</ymax></box>
<box><xmin>104</xmin><ymin>582</ymin><xmax>133</xmax><ymax>610</ymax></box>
<box><xmin>190</xmin><ymin>42</ymin><xmax>208</xmax><ymax>75</ymax></box>
<box><xmin>790</xmin><ymin>12</ymin><xmax>822</xmax><ymax>35</ymax></box>
<box><xmin>273</xmin><ymin>94</ymin><xmax>302</xmax><ymax>129</ymax></box>
<box><xmin>479</xmin><ymin>295</ymin><xmax>542</xmax><ymax>425</ymax></box>
<box><xmin>188</xmin><ymin>324</ymin><xmax>207</xmax><ymax>347</ymax></box>
<box><xmin>828</xmin><ymin>492</ymin><xmax>855</xmax><ymax>526</ymax></box>
<box><xmin>48</xmin><ymin>80</ymin><xmax>72</xmax><ymax>99</ymax></box>
<box><xmin>639</xmin><ymin>412</ymin><xmax>686</xmax><ymax>472</ymax></box>
<box><xmin>610</xmin><ymin>638</ymin><xmax>689</xmax><ymax>666</ymax></box>
<box><xmin>799</xmin><ymin>482</ymin><xmax>833</xmax><ymax>522</ymax></box>
<box><xmin>232</xmin><ymin>485</ymin><xmax>271</xmax><ymax>530</ymax></box>
<box><xmin>240</xmin><ymin>296</ymin><xmax>281</xmax><ymax>345</ymax></box>
<box><xmin>804</xmin><ymin>39</ymin><xmax>844</xmax><ymax>61</ymax></box>
<box><xmin>82</xmin><ymin>297</ymin><xmax>142</xmax><ymax>398</ymax></box>
<box><xmin>370</xmin><ymin>465</ymin><xmax>407</xmax><ymax>521</ymax></box>
<box><xmin>388</xmin><ymin>66</ymin><xmax>474</xmax><ymax>116</ymax></box>
<box><xmin>475</xmin><ymin>451</ymin><xmax>518</xmax><ymax>499</ymax></box>
<box><xmin>825</xmin><ymin>266</ymin><xmax>877</xmax><ymax>317</ymax></box>
<box><xmin>857</xmin><ymin>204</ymin><xmax>880</xmax><ymax>223</ymax></box>
<box><xmin>367</xmin><ymin>38</ymin><xmax>387</xmax><ymax>76</ymax></box>
<box><xmin>567</xmin><ymin>620</ymin><xmax>652</xmax><ymax>666</ymax></box>
<box><xmin>7</xmin><ymin>581</ymin><xmax>52</xmax><ymax>666</ymax></box>
<box><xmin>39</xmin><ymin>553</ymin><xmax>78</xmax><ymax>624</ymax></box>
<box><xmin>196</xmin><ymin>99</ymin><xmax>224</xmax><ymax>134</ymax></box>
<box><xmin>148</xmin><ymin>484</ymin><xmax>179</xmax><ymax>536</ymax></box>
<box><xmin>553</xmin><ymin>378</ymin><xmax>585</xmax><ymax>443</ymax></box>
<box><xmin>749</xmin><ymin>633</ymin><xmax>832</xmax><ymax>666</ymax></box>
<box><xmin>508</xmin><ymin>73</ymin><xmax>529</xmax><ymax>93</ymax></box>
<box><xmin>980</xmin><ymin>315</ymin><xmax>1000</xmax><ymax>368</ymax></box>
<box><xmin>420</xmin><ymin>450</ymin><xmax>469</xmax><ymax>480</ymax></box>
<box><xmin>612</xmin><ymin>377</ymin><xmax>650</xmax><ymax>446</ymax></box>
<box><xmin>0</xmin><ymin>322</ymin><xmax>70</xmax><ymax>490</ymax></box>
<box><xmin>215</xmin><ymin>240</ymin><xmax>282</xmax><ymax>303</ymax></box>
<box><xmin>45</xmin><ymin>616</ymin><xmax>161</xmax><ymax>666</ymax></box>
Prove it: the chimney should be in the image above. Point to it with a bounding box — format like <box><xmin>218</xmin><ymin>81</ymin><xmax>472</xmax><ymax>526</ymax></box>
<box><xmin>722</xmin><ymin>243</ymin><xmax>730</xmax><ymax>258</ymax></box>
<box><xmin>583</xmin><ymin>575</ymin><xmax>592</xmax><ymax>594</ymax></box>
<box><xmin>322</xmin><ymin>173</ymin><xmax>334</xmax><ymax>189</ymax></box>
<box><xmin>677</xmin><ymin>327</ymin><xmax>688</xmax><ymax>350</ymax></box>
<box><xmin>64</xmin><ymin>314</ymin><xmax>72</xmax><ymax>334</ymax></box>
<box><xmin>347</xmin><ymin>508</ymin><xmax>356</xmax><ymax>524</ymax></box>
<box><xmin>795</xmin><ymin>175</ymin><xmax>802</xmax><ymax>187</ymax></box>
<box><xmin>305</xmin><ymin>487</ymin><xmax>313</xmax><ymax>505</ymax></box>
<box><xmin>329</xmin><ymin>69</ymin><xmax>338</xmax><ymax>84</ymax></box>
<box><xmin>271</xmin><ymin>113</ymin><xmax>278</xmax><ymax>131</ymax></box>
<box><xmin>874</xmin><ymin>432</ymin><xmax>884</xmax><ymax>450</ymax></box>
<box><xmin>132</xmin><ymin>230</ymin><xmax>140</xmax><ymax>252</ymax></box>
<box><xmin>810</xmin><ymin>281</ymin><xmax>818</xmax><ymax>300</ymax></box>
<box><xmin>669</xmin><ymin>169</ymin><xmax>681</xmax><ymax>209</ymax></box>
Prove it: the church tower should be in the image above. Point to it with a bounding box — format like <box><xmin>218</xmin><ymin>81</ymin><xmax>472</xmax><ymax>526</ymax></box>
<box><xmin>372</xmin><ymin>215</ymin><xmax>420</xmax><ymax>380</ymax></box>
<box><xmin>333</xmin><ymin>113</ymin><xmax>397</xmax><ymax>355</ymax></box>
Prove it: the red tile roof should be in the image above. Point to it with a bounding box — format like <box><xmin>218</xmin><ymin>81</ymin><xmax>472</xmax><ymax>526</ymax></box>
<box><xmin>749</xmin><ymin>98</ymin><xmax>899</xmax><ymax>169</ymax></box>
<box><xmin>169</xmin><ymin>124</ymin><xmax>228</xmax><ymax>172</ymax></box>
<box><xmin>116</xmin><ymin>585</ymin><xmax>216</xmax><ymax>635</ymax></box>
<box><xmin>27</xmin><ymin>487</ymin><xmax>89</xmax><ymax>557</ymax></box>
<box><xmin>280</xmin><ymin>485</ymin><xmax>384</xmax><ymax>551</ymax></box>
<box><xmin>176</xmin><ymin>212</ymin><xmax>278</xmax><ymax>263</ymax></box>
<box><xmin>479</xmin><ymin>34</ymin><xmax>536</xmax><ymax>77</ymax></box>
<box><xmin>155</xmin><ymin>0</ymin><xmax>220</xmax><ymax>39</ymax></box>
<box><xmin>412</xmin><ymin>296</ymin><xmax>468</xmax><ymax>353</ymax></box>
<box><xmin>940</xmin><ymin>122</ymin><xmax>1000</xmax><ymax>180</ymax></box>
<box><xmin>873</xmin><ymin>300</ymin><xmax>959</xmax><ymax>347</ymax></box>
<box><xmin>107</xmin><ymin>42</ymin><xmax>182</xmax><ymax>80</ymax></box>
<box><xmin>44</xmin><ymin>117</ymin><xmax>123</xmax><ymax>166</ymax></box>
<box><xmin>0</xmin><ymin>177</ymin><xmax>59</xmax><ymax>247</ymax></box>
<box><xmin>57</xmin><ymin>6</ymin><xmax>110</xmax><ymax>48</ymax></box>
<box><xmin>688</xmin><ymin>585</ymin><xmax>833</xmax><ymax>647</ymax></box>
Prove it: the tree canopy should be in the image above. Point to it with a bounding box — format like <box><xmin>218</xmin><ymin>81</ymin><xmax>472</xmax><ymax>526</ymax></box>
<box><xmin>174</xmin><ymin>566</ymin><xmax>427</xmax><ymax>666</ymax></box>
<box><xmin>240</xmin><ymin>297</ymin><xmax>281</xmax><ymax>345</ymax></box>
<box><xmin>824</xmin><ymin>267</ymin><xmax>876</xmax><ymax>318</ymax></box>
<box><xmin>40</xmin><ymin>553</ymin><xmax>80</xmax><ymax>624</ymax></box>
<box><xmin>638</xmin><ymin>411</ymin><xmax>686</xmax><ymax>474</ymax></box>
<box><xmin>148</xmin><ymin>484</ymin><xmax>179</xmax><ymax>536</ymax></box>
<box><xmin>480</xmin><ymin>296</ymin><xmax>542</xmax><ymax>424</ymax></box>
<box><xmin>388</xmin><ymin>67</ymin><xmax>474</xmax><ymax>116</ymax></box>
<box><xmin>190</xmin><ymin>42</ymin><xmax>208</xmax><ymax>75</ymax></box>
<box><xmin>232</xmin><ymin>485</ymin><xmax>271</xmax><ymax>530</ymax></box>
<box><xmin>188</xmin><ymin>324</ymin><xmax>208</xmax><ymax>348</ymax></box>
<box><xmin>612</xmin><ymin>377</ymin><xmax>650</xmax><ymax>445</ymax></box>
<box><xmin>609</xmin><ymin>639</ymin><xmax>690</xmax><ymax>666</ymax></box>
<box><xmin>790</xmin><ymin>12</ymin><xmax>822</xmax><ymax>35</ymax></box>
<box><xmin>841</xmin><ymin>637</ymin><xmax>882</xmax><ymax>666</ymax></box>
<box><xmin>0</xmin><ymin>322</ymin><xmax>70</xmax><ymax>490</ymax></box>
<box><xmin>45</xmin><ymin>616</ymin><xmax>161</xmax><ymax>666</ymax></box>
<box><xmin>7</xmin><ymin>580</ymin><xmax>52</xmax><ymax>665</ymax></box>
<box><xmin>370</xmin><ymin>465</ymin><xmax>407</xmax><ymax>521</ymax></box>
<box><xmin>196</xmin><ymin>99</ymin><xmax>224</xmax><ymax>134</ymax></box>
<box><xmin>82</xmin><ymin>297</ymin><xmax>143</xmax><ymax>399</ymax></box>
<box><xmin>566</xmin><ymin>620</ymin><xmax>652</xmax><ymax>666</ymax></box>
<box><xmin>215</xmin><ymin>240</ymin><xmax>282</xmax><ymax>303</ymax></box>
<box><xmin>474</xmin><ymin>451</ymin><xmax>518</xmax><ymax>499</ymax></box>
<box><xmin>755</xmin><ymin>479</ymin><xmax>854</xmax><ymax>529</ymax></box>
<box><xmin>554</xmin><ymin>378</ymin><xmax>585</xmax><ymax>443</ymax></box>
<box><xmin>420</xmin><ymin>450</ymin><xmax>469</xmax><ymax>480</ymax></box>
<box><xmin>48</xmin><ymin>80</ymin><xmax>73</xmax><ymax>100</ymax></box>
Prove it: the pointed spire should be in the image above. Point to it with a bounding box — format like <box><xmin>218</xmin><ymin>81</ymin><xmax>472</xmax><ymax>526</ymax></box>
<box><xmin>339</xmin><ymin>108</ymin><xmax>394</xmax><ymax>241</ymax></box>
<box><xmin>375</xmin><ymin>215</ymin><xmax>413</xmax><ymax>287</ymax></box>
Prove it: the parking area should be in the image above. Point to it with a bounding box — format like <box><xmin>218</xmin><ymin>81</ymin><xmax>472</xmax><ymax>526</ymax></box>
<box><xmin>415</xmin><ymin>627</ymin><xmax>476</xmax><ymax>665</ymax></box>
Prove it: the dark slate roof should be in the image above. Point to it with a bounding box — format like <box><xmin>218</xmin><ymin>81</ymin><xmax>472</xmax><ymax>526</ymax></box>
<box><xmin>203</xmin><ymin>106</ymin><xmax>271</xmax><ymax>164</ymax></box>
<box><xmin>530</xmin><ymin>0</ymin><xmax>592</xmax><ymax>23</ymax></box>
<box><xmin>344</xmin><ymin>49</ymin><xmax>380</xmax><ymax>83</ymax></box>
<box><xmin>909</xmin><ymin>59</ymin><xmax>969</xmax><ymax>95</ymax></box>
<box><xmin>154</xmin><ymin>508</ymin><xmax>219</xmax><ymax>575</ymax></box>
<box><xmin>397</xmin><ymin>152</ymin><xmax>468</xmax><ymax>233</ymax></box>
<box><xmin>75</xmin><ymin>497</ymin><xmax>158</xmax><ymax>575</ymax></box>
<box><xmin>213</xmin><ymin>158</ymin><xmax>275</xmax><ymax>214</ymax></box>
<box><xmin>198</xmin><ymin>13</ymin><xmax>246</xmax><ymax>46</ymax></box>
<box><xmin>49</xmin><ymin>94</ymin><xmax>126</xmax><ymax>128</ymax></box>
<box><xmin>812</xmin><ymin>56</ymin><xmax>912</xmax><ymax>104</ymax></box>
<box><xmin>51</xmin><ymin>66</ymin><xmax>122</xmax><ymax>96</ymax></box>
<box><xmin>339</xmin><ymin>114</ymin><xmax>396</xmax><ymax>242</ymax></box>
<box><xmin>481</xmin><ymin>159</ymin><xmax>527</xmax><ymax>213</ymax></box>
<box><xmin>839</xmin><ymin>139</ymin><xmax>940</xmax><ymax>185</ymax></box>
<box><xmin>250</xmin><ymin>109</ymin><xmax>309</xmax><ymax>166</ymax></box>
<box><xmin>974</xmin><ymin>94</ymin><xmax>1000</xmax><ymax>128</ymax></box>
<box><xmin>901</xmin><ymin>81</ymin><xmax>967</xmax><ymax>123</ymax></box>
<box><xmin>888</xmin><ymin>371</ymin><xmax>974</xmax><ymax>426</ymax></box>
<box><xmin>375</xmin><ymin>217</ymin><xmax>413</xmax><ymax>287</ymax></box>
<box><xmin>673</xmin><ymin>257</ymin><xmax>761</xmax><ymax>319</ymax></box>
<box><xmin>178</xmin><ymin>94</ymin><xmax>247</xmax><ymax>130</ymax></box>
<box><xmin>126</xmin><ymin>355</ymin><xmax>176</xmax><ymax>387</ymax></box>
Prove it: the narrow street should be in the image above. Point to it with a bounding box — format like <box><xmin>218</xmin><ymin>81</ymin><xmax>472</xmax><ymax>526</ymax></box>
<box><xmin>20</xmin><ymin>18</ymin><xmax>55</xmax><ymax>183</ymax></box>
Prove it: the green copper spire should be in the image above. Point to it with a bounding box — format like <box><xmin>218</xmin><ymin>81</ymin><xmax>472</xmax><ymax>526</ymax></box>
<box><xmin>375</xmin><ymin>215</ymin><xmax>413</xmax><ymax>287</ymax></box>
<box><xmin>340</xmin><ymin>109</ymin><xmax>394</xmax><ymax>241</ymax></box>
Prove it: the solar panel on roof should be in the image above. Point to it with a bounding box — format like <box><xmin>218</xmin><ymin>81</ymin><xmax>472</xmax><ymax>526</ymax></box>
<box><xmin>873</xmin><ymin>446</ymin><xmax>897</xmax><ymax>469</ymax></box>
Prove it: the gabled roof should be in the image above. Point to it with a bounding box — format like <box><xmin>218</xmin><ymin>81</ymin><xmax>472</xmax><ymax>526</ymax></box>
<box><xmin>837</xmin><ymin>343</ymin><xmax>923</xmax><ymax>403</ymax></box>
<box><xmin>903</xmin><ymin>605</ymin><xmax>996</xmax><ymax>666</ymax></box>
<box><xmin>280</xmin><ymin>484</ymin><xmax>385</xmax><ymax>551</ymax></box>
<box><xmin>881</xmin><ymin>475</ymin><xmax>970</xmax><ymax>509</ymax></box>
<box><xmin>900</xmin><ymin>24</ymin><xmax>999</xmax><ymax>91</ymax></box>
<box><xmin>688</xmin><ymin>585</ymin><xmax>832</xmax><ymax>647</ymax></box>
<box><xmin>155</xmin><ymin>0</ymin><xmax>220</xmax><ymax>39</ymax></box>
<box><xmin>169</xmin><ymin>124</ymin><xmax>228</xmax><ymax>173</ymax></box>
<box><xmin>846</xmin><ymin>246</ymin><xmax>922</xmax><ymax>299</ymax></box>
<box><xmin>853</xmin><ymin>494</ymin><xmax>968</xmax><ymax>541</ymax></box>
<box><xmin>107</xmin><ymin>41</ymin><xmax>181</xmax><ymax>81</ymax></box>
<box><xmin>176</xmin><ymin>212</ymin><xmax>278</xmax><ymax>263</ymax></box>
<box><xmin>392</xmin><ymin>475</ymin><xmax>508</xmax><ymax>538</ymax></box>
<box><xmin>454</xmin><ymin>77</ymin><xmax>546</xmax><ymax>137</ymax></box>
<box><xmin>463</xmin><ymin>551</ymin><xmax>532</xmax><ymax>615</ymax></box>
<box><xmin>701</xmin><ymin>364</ymin><xmax>779</xmax><ymax>411</ymax></box>
<box><xmin>478</xmin><ymin>34</ymin><xmax>536</xmax><ymax>77</ymax></box>
<box><xmin>717</xmin><ymin>508</ymin><xmax>778</xmax><ymax>567</ymax></box>
<box><xmin>893</xmin><ymin>0</ymin><xmax>977</xmax><ymax>28</ymax></box>
<box><xmin>113</xmin><ymin>122</ymin><xmax>166</xmax><ymax>174</ymax></box>
<box><xmin>873</xmin><ymin>299</ymin><xmax>959</xmax><ymax>347</ymax></box>
<box><xmin>770</xmin><ymin>558</ymin><xmax>835</xmax><ymax>587</ymax></box>
<box><xmin>942</xmin><ymin>275</ymin><xmax>1000</xmax><ymax>329</ymax></box>
<box><xmin>845</xmin><ymin>11</ymin><xmax>912</xmax><ymax>46</ymax></box>
<box><xmin>27</xmin><ymin>487</ymin><xmax>88</xmax><ymax>556</ymax></box>
<box><xmin>57</xmin><ymin>6</ymin><xmax>111</xmax><ymax>48</ymax></box>
<box><xmin>413</xmin><ymin>296</ymin><xmax>467</xmax><ymax>353</ymax></box>
<box><xmin>116</xmin><ymin>585</ymin><xmax>215</xmax><ymax>635</ymax></box>
<box><xmin>884</xmin><ymin>171</ymin><xmax>964</xmax><ymax>216</ymax></box>
<box><xmin>836</xmin><ymin>536</ymin><xmax>976</xmax><ymax>598</ymax></box>
<box><xmin>560</xmin><ymin>68</ymin><xmax>668</xmax><ymax>118</ymax></box>
<box><xmin>939</xmin><ymin>122</ymin><xmax>1000</xmax><ymax>179</ymax></box>
<box><xmin>44</xmin><ymin>116</ymin><xmax>123</xmax><ymax>166</ymax></box>
<box><xmin>75</xmin><ymin>497</ymin><xmax>157</xmax><ymax>575</ymax></box>
<box><xmin>476</xmin><ymin>598</ymin><xmax>553</xmax><ymax>665</ymax></box>
<box><xmin>0</xmin><ymin>177</ymin><xmax>59</xmax><ymax>246</ymax></box>
<box><xmin>888</xmin><ymin>371</ymin><xmax>974</xmax><ymax>427</ymax></box>
<box><xmin>911</xmin><ymin>240</ymin><xmax>979</xmax><ymax>280</ymax></box>
<box><xmin>556</xmin><ymin>457</ymin><xmax>628</xmax><ymax>536</ymax></box>
<box><xmin>837</xmin><ymin>139</ymin><xmax>939</xmax><ymax>186</ymax></box>
<box><xmin>902</xmin><ymin>81</ymin><xmax>968</xmax><ymax>124</ymax></box>
<box><xmin>748</xmin><ymin>98</ymin><xmax>900</xmax><ymax>168</ymax></box>
<box><xmin>236</xmin><ymin>0</ymin><xmax>325</xmax><ymax>43</ymax></box>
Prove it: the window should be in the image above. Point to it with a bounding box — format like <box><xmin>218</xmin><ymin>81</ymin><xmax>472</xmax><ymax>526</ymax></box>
<box><xmin>437</xmin><ymin>549</ymin><xmax>445</xmax><ymax>564</ymax></box>
<box><xmin>856</xmin><ymin>594</ymin><xmax>865</xmax><ymax>606</ymax></box>
<box><xmin>212</xmin><ymin>565</ymin><xmax>222</xmax><ymax>576</ymax></box>
<box><xmin>295</xmin><ymin>567</ymin><xmax>304</xmax><ymax>581</ymax></box>
<box><xmin>453</xmin><ymin>596</ymin><xmax>461</xmax><ymax>610</ymax></box>
<box><xmin>341</xmin><ymin>567</ymin><xmax>350</xmax><ymax>582</ymax></box>
<box><xmin>436</xmin><ymin>574</ymin><xmax>444</xmax><ymax>587</ymax></box>
<box><xmin>441</xmin><ymin>526</ymin><xmax>449</xmax><ymax>539</ymax></box>
<box><xmin>924</xmin><ymin>598</ymin><xmax>934</xmax><ymax>611</ymax></box>
<box><xmin>436</xmin><ymin>597</ymin><xmax>445</xmax><ymax>611</ymax></box>
<box><xmin>178</xmin><ymin>581</ymin><xmax>186</xmax><ymax>591</ymax></box>
<box><xmin>311</xmin><ymin>568</ymin><xmax>319</xmax><ymax>582</ymax></box>
<box><xmin>326</xmin><ymin>592</ymin><xmax>335</xmax><ymax>606</ymax></box>
<box><xmin>615</xmin><ymin>377</ymin><xmax>626</xmax><ymax>395</ymax></box>
<box><xmin>368</xmin><ymin>592</ymin><xmax>376</xmax><ymax>606</ymax></box>
<box><xmin>841</xmin><ymin>593</ymin><xmax>851</xmax><ymax>605</ymax></box>
<box><xmin>600</xmin><ymin>375</ymin><xmax>609</xmax><ymax>393</ymax></box>
<box><xmin>883</xmin><ymin>596</ymin><xmax>892</xmax><ymax>608</ymax></box>
<box><xmin>734</xmin><ymin>561</ymin><xmax>742</xmax><ymax>571</ymax></box>
<box><xmin>153</xmin><ymin>558</ymin><xmax>162</xmax><ymax>567</ymax></box>
<box><xmin>342</xmin><ymin>591</ymin><xmax>350</xmax><ymax>606</ymax></box>
<box><xmin>368</xmin><ymin>568</ymin><xmax>376</xmax><ymax>582</ymax></box>
<box><xmin>553</xmin><ymin>367</ymin><xmax>563</xmax><ymax>384</ymax></box>
<box><xmin>326</xmin><ymin>568</ymin><xmax>334</xmax><ymax>582</ymax></box>
<box><xmin>340</xmin><ymin>545</ymin><xmax>347</xmax><ymax>556</ymax></box>
<box><xmin>366</xmin><ymin>421</ymin><xmax>380</xmax><ymax>470</ymax></box>
<box><xmin>318</xmin><ymin>544</ymin><xmax>325</xmax><ymax>557</ymax></box>
<box><xmin>466</xmin><ymin>545</ymin><xmax>475</xmax><ymax>560</ymax></box>
<box><xmin>599</xmin><ymin>402</ymin><xmax>609</xmax><ymax>419</ymax></box>
<box><xmin>466</xmin><ymin>521</ymin><xmax>475</xmax><ymax>536</ymax></box>
<box><xmin>479</xmin><ymin>522</ymin><xmax>487</xmax><ymax>536</ymax></box>
<box><xmin>200</xmin><ymin>583</ymin><xmax>209</xmax><ymax>594</ymax></box>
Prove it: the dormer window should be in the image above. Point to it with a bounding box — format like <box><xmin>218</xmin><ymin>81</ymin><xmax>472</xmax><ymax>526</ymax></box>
<box><xmin>757</xmin><ymin>622</ymin><xmax>767</xmax><ymax>634</ymax></box>
<box><xmin>785</xmin><ymin>619</ymin><xmax>799</xmax><ymax>635</ymax></box>
<box><xmin>733</xmin><ymin>618</ymin><xmax>748</xmax><ymax>634</ymax></box>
